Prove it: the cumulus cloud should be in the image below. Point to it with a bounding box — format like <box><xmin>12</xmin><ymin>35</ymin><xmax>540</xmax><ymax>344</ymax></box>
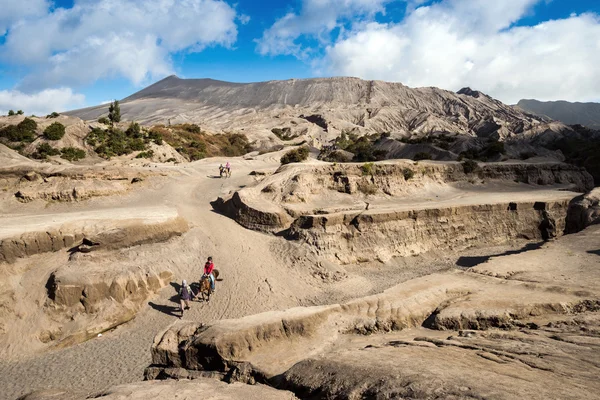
<box><xmin>257</xmin><ymin>0</ymin><xmax>392</xmax><ymax>57</ymax></box>
<box><xmin>0</xmin><ymin>0</ymin><xmax>50</xmax><ymax>35</ymax></box>
<box><xmin>261</xmin><ymin>0</ymin><xmax>600</xmax><ymax>103</ymax></box>
<box><xmin>1</xmin><ymin>0</ymin><xmax>239</xmax><ymax>91</ymax></box>
<box><xmin>0</xmin><ymin>88</ymin><xmax>85</xmax><ymax>116</ymax></box>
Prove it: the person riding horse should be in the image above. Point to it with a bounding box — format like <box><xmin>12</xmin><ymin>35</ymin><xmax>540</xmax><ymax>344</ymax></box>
<box><xmin>203</xmin><ymin>256</ymin><xmax>216</xmax><ymax>293</ymax></box>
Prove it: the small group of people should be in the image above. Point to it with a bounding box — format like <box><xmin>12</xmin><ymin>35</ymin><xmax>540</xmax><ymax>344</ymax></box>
<box><xmin>219</xmin><ymin>161</ymin><xmax>231</xmax><ymax>178</ymax></box>
<box><xmin>178</xmin><ymin>256</ymin><xmax>217</xmax><ymax>317</ymax></box>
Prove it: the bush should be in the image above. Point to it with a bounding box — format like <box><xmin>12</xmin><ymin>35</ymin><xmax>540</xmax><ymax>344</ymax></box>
<box><xmin>8</xmin><ymin>110</ymin><xmax>15</xmax><ymax>116</ymax></box>
<box><xmin>60</xmin><ymin>147</ymin><xmax>86</xmax><ymax>161</ymax></box>
<box><xmin>361</xmin><ymin>162</ymin><xmax>374</xmax><ymax>176</ymax></box>
<box><xmin>357</xmin><ymin>181</ymin><xmax>378</xmax><ymax>195</ymax></box>
<box><xmin>462</xmin><ymin>159</ymin><xmax>480</xmax><ymax>174</ymax></box>
<box><xmin>136</xmin><ymin>150</ymin><xmax>154</xmax><ymax>159</ymax></box>
<box><xmin>281</xmin><ymin>146</ymin><xmax>309</xmax><ymax>164</ymax></box>
<box><xmin>413</xmin><ymin>152</ymin><xmax>432</xmax><ymax>161</ymax></box>
<box><xmin>148</xmin><ymin>128</ymin><xmax>163</xmax><ymax>145</ymax></box>
<box><xmin>0</xmin><ymin>117</ymin><xmax>38</xmax><ymax>142</ymax></box>
<box><xmin>403</xmin><ymin>168</ymin><xmax>414</xmax><ymax>180</ymax></box>
<box><xmin>16</xmin><ymin>110</ymin><xmax>24</xmax><ymax>115</ymax></box>
<box><xmin>44</xmin><ymin>122</ymin><xmax>66</xmax><ymax>140</ymax></box>
<box><xmin>126</xmin><ymin>122</ymin><xmax>142</xmax><ymax>138</ymax></box>
<box><xmin>272</xmin><ymin>127</ymin><xmax>299</xmax><ymax>141</ymax></box>
<box><xmin>177</xmin><ymin>123</ymin><xmax>201</xmax><ymax>133</ymax></box>
<box><xmin>32</xmin><ymin>143</ymin><xmax>60</xmax><ymax>159</ymax></box>
<box><xmin>98</xmin><ymin>117</ymin><xmax>110</xmax><ymax>125</ymax></box>
<box><xmin>46</xmin><ymin>112</ymin><xmax>60</xmax><ymax>118</ymax></box>
<box><xmin>322</xmin><ymin>150</ymin><xmax>352</xmax><ymax>163</ymax></box>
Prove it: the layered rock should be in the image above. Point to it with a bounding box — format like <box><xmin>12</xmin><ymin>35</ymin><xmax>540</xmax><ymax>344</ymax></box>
<box><xmin>145</xmin><ymin>225</ymin><xmax>600</xmax><ymax>400</ymax></box>
<box><xmin>214</xmin><ymin>161</ymin><xmax>592</xmax><ymax>263</ymax></box>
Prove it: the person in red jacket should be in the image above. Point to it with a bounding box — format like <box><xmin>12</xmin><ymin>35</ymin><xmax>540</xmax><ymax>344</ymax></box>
<box><xmin>203</xmin><ymin>256</ymin><xmax>216</xmax><ymax>293</ymax></box>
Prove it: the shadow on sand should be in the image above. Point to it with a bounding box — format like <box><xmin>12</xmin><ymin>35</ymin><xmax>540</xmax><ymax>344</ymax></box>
<box><xmin>148</xmin><ymin>302</ymin><xmax>180</xmax><ymax>317</ymax></box>
<box><xmin>456</xmin><ymin>242</ymin><xmax>545</xmax><ymax>268</ymax></box>
<box><xmin>588</xmin><ymin>249</ymin><xmax>600</xmax><ymax>257</ymax></box>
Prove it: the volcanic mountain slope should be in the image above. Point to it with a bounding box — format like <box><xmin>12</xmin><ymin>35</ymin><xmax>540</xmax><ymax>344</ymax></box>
<box><xmin>518</xmin><ymin>99</ymin><xmax>600</xmax><ymax>129</ymax></box>
<box><xmin>66</xmin><ymin>76</ymin><xmax>559</xmax><ymax>146</ymax></box>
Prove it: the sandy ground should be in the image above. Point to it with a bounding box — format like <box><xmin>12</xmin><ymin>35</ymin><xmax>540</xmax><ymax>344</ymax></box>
<box><xmin>0</xmin><ymin>155</ymin><xmax>588</xmax><ymax>399</ymax></box>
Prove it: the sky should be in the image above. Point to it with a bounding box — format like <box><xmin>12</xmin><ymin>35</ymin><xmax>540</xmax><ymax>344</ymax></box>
<box><xmin>0</xmin><ymin>0</ymin><xmax>599</xmax><ymax>115</ymax></box>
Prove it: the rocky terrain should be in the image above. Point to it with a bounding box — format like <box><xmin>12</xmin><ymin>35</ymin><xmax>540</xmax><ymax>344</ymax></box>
<box><xmin>0</xmin><ymin>76</ymin><xmax>598</xmax><ymax>400</ymax></box>
<box><xmin>66</xmin><ymin>76</ymin><xmax>566</xmax><ymax>148</ymax></box>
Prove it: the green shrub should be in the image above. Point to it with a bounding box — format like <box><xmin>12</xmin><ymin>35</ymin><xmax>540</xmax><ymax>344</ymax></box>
<box><xmin>44</xmin><ymin>122</ymin><xmax>66</xmax><ymax>140</ymax></box>
<box><xmin>413</xmin><ymin>152</ymin><xmax>432</xmax><ymax>161</ymax></box>
<box><xmin>98</xmin><ymin>117</ymin><xmax>110</xmax><ymax>125</ymax></box>
<box><xmin>281</xmin><ymin>146</ymin><xmax>309</xmax><ymax>164</ymax></box>
<box><xmin>7</xmin><ymin>110</ymin><xmax>15</xmax><ymax>116</ymax></box>
<box><xmin>16</xmin><ymin>110</ymin><xmax>24</xmax><ymax>115</ymax></box>
<box><xmin>60</xmin><ymin>147</ymin><xmax>86</xmax><ymax>161</ymax></box>
<box><xmin>0</xmin><ymin>117</ymin><xmax>38</xmax><ymax>142</ymax></box>
<box><xmin>126</xmin><ymin>122</ymin><xmax>142</xmax><ymax>138</ymax></box>
<box><xmin>272</xmin><ymin>127</ymin><xmax>299</xmax><ymax>141</ymax></box>
<box><xmin>462</xmin><ymin>159</ymin><xmax>480</xmax><ymax>174</ymax></box>
<box><xmin>361</xmin><ymin>162</ymin><xmax>374</xmax><ymax>176</ymax></box>
<box><xmin>148</xmin><ymin>128</ymin><xmax>163</xmax><ymax>145</ymax></box>
<box><xmin>178</xmin><ymin>123</ymin><xmax>201</xmax><ymax>133</ymax></box>
<box><xmin>403</xmin><ymin>168</ymin><xmax>414</xmax><ymax>180</ymax></box>
<box><xmin>136</xmin><ymin>150</ymin><xmax>154</xmax><ymax>159</ymax></box>
<box><xmin>322</xmin><ymin>150</ymin><xmax>352</xmax><ymax>163</ymax></box>
<box><xmin>46</xmin><ymin>112</ymin><xmax>60</xmax><ymax>118</ymax></box>
<box><xmin>32</xmin><ymin>143</ymin><xmax>60</xmax><ymax>159</ymax></box>
<box><xmin>166</xmin><ymin>157</ymin><xmax>177</xmax><ymax>163</ymax></box>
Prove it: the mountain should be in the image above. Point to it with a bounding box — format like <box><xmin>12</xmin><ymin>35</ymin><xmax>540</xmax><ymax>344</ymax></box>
<box><xmin>66</xmin><ymin>76</ymin><xmax>562</xmax><ymax>148</ymax></box>
<box><xmin>517</xmin><ymin>99</ymin><xmax>600</xmax><ymax>129</ymax></box>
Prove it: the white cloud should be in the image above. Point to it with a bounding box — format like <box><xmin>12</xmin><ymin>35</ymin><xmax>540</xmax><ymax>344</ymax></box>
<box><xmin>257</xmin><ymin>0</ymin><xmax>392</xmax><ymax>57</ymax></box>
<box><xmin>322</xmin><ymin>0</ymin><xmax>600</xmax><ymax>103</ymax></box>
<box><xmin>0</xmin><ymin>88</ymin><xmax>85</xmax><ymax>116</ymax></box>
<box><xmin>1</xmin><ymin>0</ymin><xmax>239</xmax><ymax>90</ymax></box>
<box><xmin>0</xmin><ymin>0</ymin><xmax>50</xmax><ymax>35</ymax></box>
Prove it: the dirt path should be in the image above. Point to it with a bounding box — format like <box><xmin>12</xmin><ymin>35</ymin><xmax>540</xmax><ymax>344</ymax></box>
<box><xmin>0</xmin><ymin>156</ymin><xmax>574</xmax><ymax>399</ymax></box>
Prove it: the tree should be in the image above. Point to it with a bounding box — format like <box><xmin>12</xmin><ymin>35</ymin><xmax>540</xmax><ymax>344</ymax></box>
<box><xmin>8</xmin><ymin>110</ymin><xmax>15</xmax><ymax>116</ymax></box>
<box><xmin>108</xmin><ymin>100</ymin><xmax>121</xmax><ymax>125</ymax></box>
<box><xmin>44</xmin><ymin>122</ymin><xmax>66</xmax><ymax>140</ymax></box>
<box><xmin>16</xmin><ymin>110</ymin><xmax>24</xmax><ymax>115</ymax></box>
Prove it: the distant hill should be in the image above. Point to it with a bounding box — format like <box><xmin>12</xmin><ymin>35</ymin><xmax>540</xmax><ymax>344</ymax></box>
<box><xmin>517</xmin><ymin>99</ymin><xmax>600</xmax><ymax>129</ymax></box>
<box><xmin>65</xmin><ymin>75</ymin><xmax>566</xmax><ymax>151</ymax></box>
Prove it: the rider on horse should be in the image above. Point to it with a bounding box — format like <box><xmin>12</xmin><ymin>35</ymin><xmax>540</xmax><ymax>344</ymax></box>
<box><xmin>203</xmin><ymin>257</ymin><xmax>216</xmax><ymax>293</ymax></box>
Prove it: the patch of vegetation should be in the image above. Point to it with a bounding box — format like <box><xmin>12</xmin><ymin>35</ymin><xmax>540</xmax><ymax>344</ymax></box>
<box><xmin>46</xmin><ymin>112</ymin><xmax>60</xmax><ymax>118</ymax></box>
<box><xmin>87</xmin><ymin>126</ymin><xmax>148</xmax><ymax>159</ymax></box>
<box><xmin>16</xmin><ymin>110</ymin><xmax>24</xmax><ymax>115</ymax></box>
<box><xmin>7</xmin><ymin>110</ymin><xmax>15</xmax><ymax>116</ymax></box>
<box><xmin>413</xmin><ymin>152</ymin><xmax>432</xmax><ymax>161</ymax></box>
<box><xmin>281</xmin><ymin>146</ymin><xmax>309</xmax><ymax>164</ymax></box>
<box><xmin>0</xmin><ymin>117</ymin><xmax>38</xmax><ymax>143</ymax></box>
<box><xmin>153</xmin><ymin>124</ymin><xmax>252</xmax><ymax>161</ymax></box>
<box><xmin>98</xmin><ymin>117</ymin><xmax>110</xmax><ymax>125</ymax></box>
<box><xmin>321</xmin><ymin>150</ymin><xmax>352</xmax><ymax>163</ymax></box>
<box><xmin>462</xmin><ymin>159</ymin><xmax>480</xmax><ymax>174</ymax></box>
<box><xmin>322</xmin><ymin>131</ymin><xmax>387</xmax><ymax>162</ymax></box>
<box><xmin>60</xmin><ymin>147</ymin><xmax>86</xmax><ymax>161</ymax></box>
<box><xmin>136</xmin><ymin>150</ymin><xmax>154</xmax><ymax>159</ymax></box>
<box><xmin>44</xmin><ymin>122</ymin><xmax>66</xmax><ymax>140</ymax></box>
<box><xmin>361</xmin><ymin>162</ymin><xmax>374</xmax><ymax>176</ymax></box>
<box><xmin>403</xmin><ymin>168</ymin><xmax>414</xmax><ymax>180</ymax></box>
<box><xmin>108</xmin><ymin>100</ymin><xmax>121</xmax><ymax>124</ymax></box>
<box><xmin>357</xmin><ymin>181</ymin><xmax>378</xmax><ymax>195</ymax></box>
<box><xmin>126</xmin><ymin>122</ymin><xmax>142</xmax><ymax>138</ymax></box>
<box><xmin>272</xmin><ymin>127</ymin><xmax>299</xmax><ymax>141</ymax></box>
<box><xmin>32</xmin><ymin>143</ymin><xmax>60</xmax><ymax>159</ymax></box>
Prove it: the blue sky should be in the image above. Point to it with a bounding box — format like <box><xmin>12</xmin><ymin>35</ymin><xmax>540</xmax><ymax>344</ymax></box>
<box><xmin>0</xmin><ymin>0</ymin><xmax>599</xmax><ymax>114</ymax></box>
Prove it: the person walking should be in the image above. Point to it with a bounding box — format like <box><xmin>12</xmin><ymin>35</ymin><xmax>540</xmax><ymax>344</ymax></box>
<box><xmin>179</xmin><ymin>279</ymin><xmax>193</xmax><ymax>317</ymax></box>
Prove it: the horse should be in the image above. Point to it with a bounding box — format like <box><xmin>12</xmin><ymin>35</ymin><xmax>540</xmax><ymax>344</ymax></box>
<box><xmin>198</xmin><ymin>269</ymin><xmax>219</xmax><ymax>302</ymax></box>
